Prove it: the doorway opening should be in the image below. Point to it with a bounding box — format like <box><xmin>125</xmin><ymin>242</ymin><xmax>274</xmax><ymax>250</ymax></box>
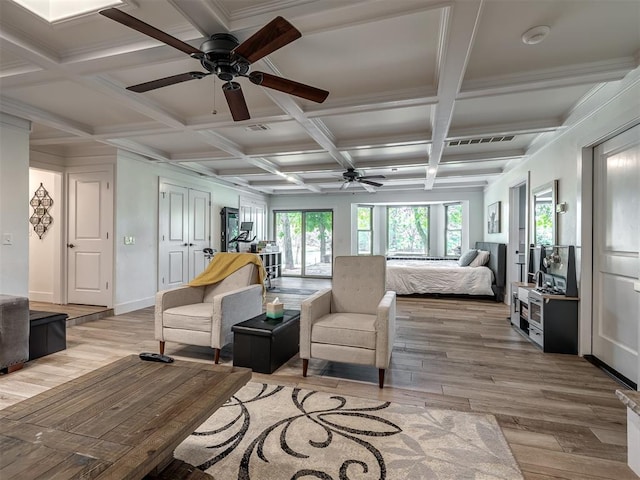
<box><xmin>274</xmin><ymin>210</ymin><xmax>333</xmax><ymax>277</ymax></box>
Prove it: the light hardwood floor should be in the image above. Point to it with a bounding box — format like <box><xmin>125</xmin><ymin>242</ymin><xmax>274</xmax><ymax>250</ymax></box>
<box><xmin>2</xmin><ymin>278</ymin><xmax>636</xmax><ymax>479</ymax></box>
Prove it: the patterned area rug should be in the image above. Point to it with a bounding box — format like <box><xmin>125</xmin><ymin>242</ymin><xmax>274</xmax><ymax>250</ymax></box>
<box><xmin>175</xmin><ymin>383</ymin><xmax>523</xmax><ymax>480</ymax></box>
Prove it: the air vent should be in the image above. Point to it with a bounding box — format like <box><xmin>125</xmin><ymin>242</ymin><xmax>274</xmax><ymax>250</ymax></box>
<box><xmin>448</xmin><ymin>135</ymin><xmax>514</xmax><ymax>146</ymax></box>
<box><xmin>245</xmin><ymin>124</ymin><xmax>270</xmax><ymax>132</ymax></box>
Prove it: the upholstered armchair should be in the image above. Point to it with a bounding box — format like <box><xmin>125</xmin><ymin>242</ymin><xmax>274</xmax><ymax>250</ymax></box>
<box><xmin>300</xmin><ymin>256</ymin><xmax>396</xmax><ymax>388</ymax></box>
<box><xmin>0</xmin><ymin>295</ymin><xmax>29</xmax><ymax>373</ymax></box>
<box><xmin>155</xmin><ymin>263</ymin><xmax>263</xmax><ymax>363</ymax></box>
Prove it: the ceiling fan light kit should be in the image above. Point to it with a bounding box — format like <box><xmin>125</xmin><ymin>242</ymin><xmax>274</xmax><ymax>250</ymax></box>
<box><xmin>99</xmin><ymin>9</ymin><xmax>329</xmax><ymax>121</ymax></box>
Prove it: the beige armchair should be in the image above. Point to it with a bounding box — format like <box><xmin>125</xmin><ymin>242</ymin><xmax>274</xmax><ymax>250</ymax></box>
<box><xmin>155</xmin><ymin>263</ymin><xmax>263</xmax><ymax>363</ymax></box>
<box><xmin>300</xmin><ymin>256</ymin><xmax>396</xmax><ymax>388</ymax></box>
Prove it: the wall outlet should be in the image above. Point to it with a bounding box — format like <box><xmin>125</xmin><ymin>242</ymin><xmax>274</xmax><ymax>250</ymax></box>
<box><xmin>124</xmin><ymin>236</ymin><xmax>135</xmax><ymax>245</ymax></box>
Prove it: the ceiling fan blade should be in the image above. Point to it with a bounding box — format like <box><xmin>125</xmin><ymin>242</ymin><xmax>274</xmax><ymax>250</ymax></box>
<box><xmin>100</xmin><ymin>8</ymin><xmax>203</xmax><ymax>56</ymax></box>
<box><xmin>223</xmin><ymin>82</ymin><xmax>250</xmax><ymax>121</ymax></box>
<box><xmin>127</xmin><ymin>72</ymin><xmax>209</xmax><ymax>93</ymax></box>
<box><xmin>340</xmin><ymin>181</ymin><xmax>351</xmax><ymax>190</ymax></box>
<box><xmin>233</xmin><ymin>16</ymin><xmax>301</xmax><ymax>64</ymax></box>
<box><xmin>249</xmin><ymin>72</ymin><xmax>329</xmax><ymax>103</ymax></box>
<box><xmin>359</xmin><ymin>179</ymin><xmax>383</xmax><ymax>188</ymax></box>
<box><xmin>359</xmin><ymin>175</ymin><xmax>386</xmax><ymax>180</ymax></box>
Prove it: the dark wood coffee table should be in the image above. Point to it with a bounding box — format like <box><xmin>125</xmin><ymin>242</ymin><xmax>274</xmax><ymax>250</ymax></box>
<box><xmin>232</xmin><ymin>309</ymin><xmax>300</xmax><ymax>374</ymax></box>
<box><xmin>0</xmin><ymin>355</ymin><xmax>250</xmax><ymax>479</ymax></box>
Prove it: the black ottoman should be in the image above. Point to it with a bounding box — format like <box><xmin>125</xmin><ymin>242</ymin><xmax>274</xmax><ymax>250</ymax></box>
<box><xmin>232</xmin><ymin>310</ymin><xmax>300</xmax><ymax>374</ymax></box>
<box><xmin>29</xmin><ymin>311</ymin><xmax>68</xmax><ymax>360</ymax></box>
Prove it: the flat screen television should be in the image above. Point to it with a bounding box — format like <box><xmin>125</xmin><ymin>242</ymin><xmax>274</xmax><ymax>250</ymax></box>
<box><xmin>240</xmin><ymin>221</ymin><xmax>253</xmax><ymax>232</ymax></box>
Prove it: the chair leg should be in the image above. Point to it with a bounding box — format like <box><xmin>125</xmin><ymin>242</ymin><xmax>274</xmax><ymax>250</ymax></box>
<box><xmin>302</xmin><ymin>359</ymin><xmax>308</xmax><ymax>377</ymax></box>
<box><xmin>7</xmin><ymin>363</ymin><xmax>24</xmax><ymax>374</ymax></box>
<box><xmin>214</xmin><ymin>348</ymin><xmax>220</xmax><ymax>364</ymax></box>
<box><xmin>159</xmin><ymin>341</ymin><xmax>165</xmax><ymax>355</ymax></box>
<box><xmin>378</xmin><ymin>369</ymin><xmax>385</xmax><ymax>389</ymax></box>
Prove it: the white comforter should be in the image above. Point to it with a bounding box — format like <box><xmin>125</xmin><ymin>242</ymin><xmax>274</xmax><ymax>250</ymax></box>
<box><xmin>386</xmin><ymin>259</ymin><xmax>494</xmax><ymax>296</ymax></box>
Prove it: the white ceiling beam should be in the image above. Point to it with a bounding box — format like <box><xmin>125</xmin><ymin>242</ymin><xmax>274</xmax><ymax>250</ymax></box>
<box><xmin>447</xmin><ymin>119</ymin><xmax>561</xmax><ymax>140</ymax></box>
<box><xmin>426</xmin><ymin>0</ymin><xmax>484</xmax><ymax>190</ymax></box>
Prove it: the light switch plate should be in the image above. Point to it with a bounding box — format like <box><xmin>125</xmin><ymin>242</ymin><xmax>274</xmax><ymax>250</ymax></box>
<box><xmin>124</xmin><ymin>236</ymin><xmax>135</xmax><ymax>245</ymax></box>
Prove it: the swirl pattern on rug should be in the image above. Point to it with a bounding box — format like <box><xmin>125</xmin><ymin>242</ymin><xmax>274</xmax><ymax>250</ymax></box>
<box><xmin>175</xmin><ymin>382</ymin><xmax>523</xmax><ymax>480</ymax></box>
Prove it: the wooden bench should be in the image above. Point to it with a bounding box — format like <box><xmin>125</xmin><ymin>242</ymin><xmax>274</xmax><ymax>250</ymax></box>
<box><xmin>0</xmin><ymin>355</ymin><xmax>250</xmax><ymax>479</ymax></box>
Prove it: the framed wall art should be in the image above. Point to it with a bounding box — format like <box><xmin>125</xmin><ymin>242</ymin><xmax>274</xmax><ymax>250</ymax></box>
<box><xmin>487</xmin><ymin>201</ymin><xmax>500</xmax><ymax>234</ymax></box>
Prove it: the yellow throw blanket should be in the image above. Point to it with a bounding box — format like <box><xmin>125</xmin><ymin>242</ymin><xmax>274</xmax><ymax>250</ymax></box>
<box><xmin>189</xmin><ymin>252</ymin><xmax>266</xmax><ymax>294</ymax></box>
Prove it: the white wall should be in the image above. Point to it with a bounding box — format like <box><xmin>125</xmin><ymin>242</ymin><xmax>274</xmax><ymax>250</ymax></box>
<box><xmin>484</xmin><ymin>67</ymin><xmax>640</xmax><ymax>355</ymax></box>
<box><xmin>113</xmin><ymin>151</ymin><xmax>267</xmax><ymax>314</ymax></box>
<box><xmin>0</xmin><ymin>113</ymin><xmax>30</xmax><ymax>296</ymax></box>
<box><xmin>28</xmin><ymin>168</ymin><xmax>62</xmax><ymax>302</ymax></box>
<box><xmin>270</xmin><ymin>189</ymin><xmax>485</xmax><ymax>257</ymax></box>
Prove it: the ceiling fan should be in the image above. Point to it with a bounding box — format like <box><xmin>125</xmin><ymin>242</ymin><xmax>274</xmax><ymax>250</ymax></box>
<box><xmin>99</xmin><ymin>8</ymin><xmax>329</xmax><ymax>121</ymax></box>
<box><xmin>340</xmin><ymin>168</ymin><xmax>385</xmax><ymax>189</ymax></box>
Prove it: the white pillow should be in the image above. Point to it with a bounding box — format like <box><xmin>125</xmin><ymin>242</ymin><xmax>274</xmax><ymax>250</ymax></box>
<box><xmin>469</xmin><ymin>250</ymin><xmax>490</xmax><ymax>267</ymax></box>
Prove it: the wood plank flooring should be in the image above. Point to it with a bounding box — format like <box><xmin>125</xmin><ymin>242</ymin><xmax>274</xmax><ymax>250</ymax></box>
<box><xmin>2</xmin><ymin>278</ymin><xmax>636</xmax><ymax>479</ymax></box>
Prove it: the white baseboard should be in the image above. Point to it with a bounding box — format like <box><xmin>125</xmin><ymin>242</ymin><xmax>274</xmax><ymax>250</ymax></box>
<box><xmin>114</xmin><ymin>296</ymin><xmax>154</xmax><ymax>315</ymax></box>
<box><xmin>29</xmin><ymin>291</ymin><xmax>53</xmax><ymax>303</ymax></box>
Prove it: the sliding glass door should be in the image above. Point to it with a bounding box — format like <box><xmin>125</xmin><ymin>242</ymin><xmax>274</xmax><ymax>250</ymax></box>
<box><xmin>274</xmin><ymin>210</ymin><xmax>333</xmax><ymax>277</ymax></box>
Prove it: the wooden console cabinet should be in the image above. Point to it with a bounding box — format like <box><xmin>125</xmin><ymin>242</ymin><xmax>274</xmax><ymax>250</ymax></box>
<box><xmin>511</xmin><ymin>282</ymin><xmax>579</xmax><ymax>354</ymax></box>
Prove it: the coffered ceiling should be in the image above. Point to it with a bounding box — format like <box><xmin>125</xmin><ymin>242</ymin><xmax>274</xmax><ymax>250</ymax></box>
<box><xmin>1</xmin><ymin>0</ymin><xmax>639</xmax><ymax>195</ymax></box>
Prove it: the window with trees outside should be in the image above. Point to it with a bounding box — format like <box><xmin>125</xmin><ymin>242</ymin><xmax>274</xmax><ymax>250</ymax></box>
<box><xmin>357</xmin><ymin>206</ymin><xmax>373</xmax><ymax>254</ymax></box>
<box><xmin>445</xmin><ymin>203</ymin><xmax>462</xmax><ymax>257</ymax></box>
<box><xmin>387</xmin><ymin>206</ymin><xmax>429</xmax><ymax>256</ymax></box>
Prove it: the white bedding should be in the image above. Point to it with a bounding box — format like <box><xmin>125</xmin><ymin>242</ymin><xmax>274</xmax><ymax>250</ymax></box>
<box><xmin>386</xmin><ymin>259</ymin><xmax>495</xmax><ymax>296</ymax></box>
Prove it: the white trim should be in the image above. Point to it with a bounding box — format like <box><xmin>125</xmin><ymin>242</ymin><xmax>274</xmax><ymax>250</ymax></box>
<box><xmin>114</xmin><ymin>296</ymin><xmax>154</xmax><ymax>316</ymax></box>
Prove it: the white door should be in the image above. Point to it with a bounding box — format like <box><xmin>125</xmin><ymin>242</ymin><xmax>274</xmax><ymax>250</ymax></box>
<box><xmin>188</xmin><ymin>188</ymin><xmax>211</xmax><ymax>280</ymax></box>
<box><xmin>158</xmin><ymin>182</ymin><xmax>211</xmax><ymax>290</ymax></box>
<box><xmin>592</xmin><ymin>124</ymin><xmax>640</xmax><ymax>384</ymax></box>
<box><xmin>158</xmin><ymin>184</ymin><xmax>189</xmax><ymax>290</ymax></box>
<box><xmin>67</xmin><ymin>171</ymin><xmax>113</xmax><ymax>306</ymax></box>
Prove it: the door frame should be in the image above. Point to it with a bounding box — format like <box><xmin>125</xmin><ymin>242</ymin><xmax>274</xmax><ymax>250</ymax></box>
<box><xmin>508</xmin><ymin>175</ymin><xmax>529</xmax><ymax>295</ymax></box>
<box><xmin>65</xmin><ymin>164</ymin><xmax>114</xmax><ymax>307</ymax></box>
<box><xmin>578</xmin><ymin>120</ymin><xmax>640</xmax><ymax>356</ymax></box>
<box><xmin>273</xmin><ymin>209</ymin><xmax>334</xmax><ymax>278</ymax></box>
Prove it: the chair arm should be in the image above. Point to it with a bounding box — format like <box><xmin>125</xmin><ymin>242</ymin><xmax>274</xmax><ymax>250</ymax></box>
<box><xmin>211</xmin><ymin>284</ymin><xmax>264</xmax><ymax>347</ymax></box>
<box><xmin>300</xmin><ymin>288</ymin><xmax>332</xmax><ymax>359</ymax></box>
<box><xmin>375</xmin><ymin>291</ymin><xmax>396</xmax><ymax>369</ymax></box>
<box><xmin>155</xmin><ymin>286</ymin><xmax>205</xmax><ymax>339</ymax></box>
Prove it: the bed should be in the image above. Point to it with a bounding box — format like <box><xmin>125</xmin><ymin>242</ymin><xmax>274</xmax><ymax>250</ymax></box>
<box><xmin>386</xmin><ymin>242</ymin><xmax>507</xmax><ymax>301</ymax></box>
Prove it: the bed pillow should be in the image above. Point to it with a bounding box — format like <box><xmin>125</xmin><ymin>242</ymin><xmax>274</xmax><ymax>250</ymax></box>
<box><xmin>458</xmin><ymin>249</ymin><xmax>478</xmax><ymax>267</ymax></box>
<box><xmin>469</xmin><ymin>250</ymin><xmax>490</xmax><ymax>267</ymax></box>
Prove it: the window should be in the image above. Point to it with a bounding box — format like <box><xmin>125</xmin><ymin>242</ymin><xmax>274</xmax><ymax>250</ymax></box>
<box><xmin>445</xmin><ymin>203</ymin><xmax>462</xmax><ymax>257</ymax></box>
<box><xmin>387</xmin><ymin>206</ymin><xmax>429</xmax><ymax>256</ymax></box>
<box><xmin>357</xmin><ymin>206</ymin><xmax>373</xmax><ymax>254</ymax></box>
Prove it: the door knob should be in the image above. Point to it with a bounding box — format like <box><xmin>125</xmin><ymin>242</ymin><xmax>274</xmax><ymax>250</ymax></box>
<box><xmin>189</xmin><ymin>243</ymin><xmax>194</xmax><ymax>246</ymax></box>
<box><xmin>67</xmin><ymin>243</ymin><xmax>75</xmax><ymax>248</ymax></box>
<box><xmin>183</xmin><ymin>243</ymin><xmax>188</xmax><ymax>246</ymax></box>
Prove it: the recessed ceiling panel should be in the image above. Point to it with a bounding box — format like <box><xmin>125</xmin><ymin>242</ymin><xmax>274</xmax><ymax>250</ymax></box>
<box><xmin>267</xmin><ymin>9</ymin><xmax>440</xmax><ymax>102</ymax></box>
<box><xmin>465</xmin><ymin>0</ymin><xmax>640</xmax><ymax>81</ymax></box>
<box><xmin>266</xmin><ymin>151</ymin><xmax>332</xmax><ymax>167</ymax></box>
<box><xmin>7</xmin><ymin>80</ymin><xmax>153</xmax><ymax>127</ymax></box>
<box><xmin>451</xmin><ymin>85</ymin><xmax>594</xmax><ymax>129</ymax></box>
<box><xmin>322</xmin><ymin>105</ymin><xmax>431</xmax><ymax>141</ymax></box>
<box><xmin>345</xmin><ymin>143</ymin><xmax>429</xmax><ymax>162</ymax></box>
<box><xmin>214</xmin><ymin>120</ymin><xmax>314</xmax><ymax>149</ymax></box>
<box><xmin>125</xmin><ymin>132</ymin><xmax>227</xmax><ymax>157</ymax></box>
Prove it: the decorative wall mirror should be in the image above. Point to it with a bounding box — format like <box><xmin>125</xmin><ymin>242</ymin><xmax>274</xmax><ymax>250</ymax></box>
<box><xmin>532</xmin><ymin>180</ymin><xmax>557</xmax><ymax>246</ymax></box>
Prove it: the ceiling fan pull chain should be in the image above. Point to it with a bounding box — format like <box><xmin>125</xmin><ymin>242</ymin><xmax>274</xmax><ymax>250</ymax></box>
<box><xmin>212</xmin><ymin>76</ymin><xmax>217</xmax><ymax>115</ymax></box>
